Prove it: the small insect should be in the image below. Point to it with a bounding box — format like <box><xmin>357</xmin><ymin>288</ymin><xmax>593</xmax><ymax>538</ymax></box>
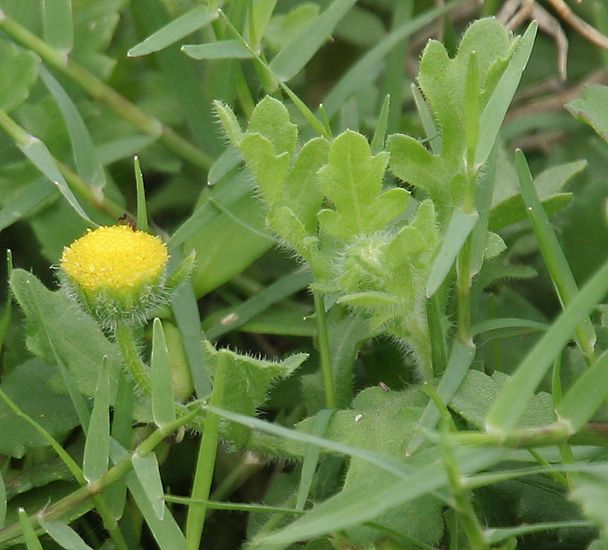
<box><xmin>378</xmin><ymin>381</ymin><xmax>390</xmax><ymax>392</ymax></box>
<box><xmin>354</xmin><ymin>414</ymin><xmax>363</xmax><ymax>423</ymax></box>
<box><xmin>117</xmin><ymin>212</ymin><xmax>137</xmax><ymax>230</ymax></box>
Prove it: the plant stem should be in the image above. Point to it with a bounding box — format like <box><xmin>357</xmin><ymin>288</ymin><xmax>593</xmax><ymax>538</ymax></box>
<box><xmin>186</xmin><ymin>352</ymin><xmax>229</xmax><ymax>550</ymax></box>
<box><xmin>0</xmin><ymin>11</ymin><xmax>213</xmax><ymax>170</ymax></box>
<box><xmin>313</xmin><ymin>291</ymin><xmax>336</xmax><ymax>409</ymax></box>
<box><xmin>115</xmin><ymin>323</ymin><xmax>151</xmax><ymax>395</ymax></box>
<box><xmin>426</xmin><ymin>294</ymin><xmax>447</xmax><ymax>376</ymax></box>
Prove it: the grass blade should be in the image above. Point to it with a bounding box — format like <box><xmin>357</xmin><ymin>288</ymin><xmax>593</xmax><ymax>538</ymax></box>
<box><xmin>253</xmin><ymin>447</ymin><xmax>504</xmax><ymax>549</ymax></box>
<box><xmin>132</xmin><ymin>452</ymin><xmax>165</xmax><ymax>520</ymax></box>
<box><xmin>151</xmin><ymin>318</ymin><xmax>176</xmax><ymax>427</ymax></box>
<box><xmin>269</xmin><ymin>0</ymin><xmax>357</xmax><ymax>82</ymax></box>
<box><xmin>205</xmin><ymin>269</ymin><xmax>312</xmax><ymax>339</ymax></box>
<box><xmin>516</xmin><ymin>149</ymin><xmax>596</xmax><ymax>360</ymax></box>
<box><xmin>134</xmin><ymin>156</ymin><xmax>148</xmax><ymax>232</ymax></box>
<box><xmin>0</xmin><ymin>181</ymin><xmax>57</xmax><ymax>233</ymax></box>
<box><xmin>485</xmin><ymin>256</ymin><xmax>608</xmax><ymax>435</ymax></box>
<box><xmin>412</xmin><ymin>83</ymin><xmax>440</xmax><ymax>153</ymax></box>
<box><xmin>128</xmin><ymin>5</ymin><xmax>219</xmax><ymax>57</ymax></box>
<box><xmin>321</xmin><ymin>1</ymin><xmax>463</xmax><ymax>118</ymax></box>
<box><xmin>370</xmin><ymin>94</ymin><xmax>390</xmax><ymax>154</ymax></box>
<box><xmin>18</xmin><ymin>134</ymin><xmax>93</xmax><ymax>225</ymax></box>
<box><xmin>296</xmin><ymin>409</ymin><xmax>334</xmax><ymax>511</ymax></box>
<box><xmin>406</xmin><ymin>340</ymin><xmax>476</xmax><ymax>456</ymax></box>
<box><xmin>42</xmin><ymin>0</ymin><xmax>73</xmax><ymax>53</ymax></box>
<box><xmin>83</xmin><ymin>357</ymin><xmax>111</xmax><ymax>483</ymax></box>
<box><xmin>39</xmin><ymin>518</ymin><xmax>93</xmax><ymax>550</ymax></box>
<box><xmin>182</xmin><ymin>40</ymin><xmax>253</xmax><ymax>60</ymax></box>
<box><xmin>18</xmin><ymin>509</ymin><xmax>43</xmax><ymax>550</ymax></box>
<box><xmin>556</xmin><ymin>350</ymin><xmax>608</xmax><ymax>432</ymax></box>
<box><xmin>426</xmin><ymin>209</ymin><xmax>478</xmax><ymax>298</ymax></box>
<box><xmin>0</xmin><ymin>471</ymin><xmax>5</xmax><ymax>529</ymax></box>
<box><xmin>475</xmin><ymin>21</ymin><xmax>537</xmax><ymax>167</ymax></box>
<box><xmin>40</xmin><ymin>67</ymin><xmax>106</xmax><ymax>190</ymax></box>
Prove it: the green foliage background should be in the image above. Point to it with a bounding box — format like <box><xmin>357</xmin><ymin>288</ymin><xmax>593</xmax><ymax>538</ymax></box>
<box><xmin>1</xmin><ymin>1</ymin><xmax>608</xmax><ymax>549</ymax></box>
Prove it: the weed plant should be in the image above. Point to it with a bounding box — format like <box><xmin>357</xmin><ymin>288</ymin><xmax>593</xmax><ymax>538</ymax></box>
<box><xmin>1</xmin><ymin>1</ymin><xmax>608</xmax><ymax>549</ymax></box>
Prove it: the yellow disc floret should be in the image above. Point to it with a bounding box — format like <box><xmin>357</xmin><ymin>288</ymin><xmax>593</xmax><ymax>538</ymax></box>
<box><xmin>61</xmin><ymin>225</ymin><xmax>168</xmax><ymax>292</ymax></box>
<box><xmin>60</xmin><ymin>225</ymin><xmax>170</xmax><ymax>331</ymax></box>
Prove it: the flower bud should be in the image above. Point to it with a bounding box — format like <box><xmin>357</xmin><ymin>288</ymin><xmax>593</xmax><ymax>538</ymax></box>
<box><xmin>60</xmin><ymin>225</ymin><xmax>170</xmax><ymax>332</ymax></box>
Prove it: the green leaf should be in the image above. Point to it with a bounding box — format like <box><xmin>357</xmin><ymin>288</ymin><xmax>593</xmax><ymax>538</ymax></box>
<box><xmin>205</xmin><ymin>269</ymin><xmax>312</xmax><ymax>339</ymax></box>
<box><xmin>406</xmin><ymin>340</ymin><xmax>476</xmax><ymax>455</ymax></box>
<box><xmin>318</xmin><ymin>130</ymin><xmax>409</xmax><ymax>240</ymax></box>
<box><xmin>269</xmin><ymin>0</ymin><xmax>357</xmax><ymax>82</ymax></box>
<box><xmin>426</xmin><ymin>209</ymin><xmax>478</xmax><ymax>297</ymax></box>
<box><xmin>42</xmin><ymin>0</ymin><xmax>73</xmax><ymax>52</ymax></box>
<box><xmin>0</xmin><ymin>181</ymin><xmax>57</xmax><ymax>233</ymax></box>
<box><xmin>40</xmin><ymin>67</ymin><xmax>106</xmax><ymax>190</ymax></box>
<box><xmin>151</xmin><ymin>318</ymin><xmax>176</xmax><ymax>427</ymax></box>
<box><xmin>0</xmin><ymin>359</ymin><xmax>79</xmax><ymax>457</ymax></box>
<box><xmin>17</xmin><ymin>136</ymin><xmax>93</xmax><ymax>225</ymax></box>
<box><xmin>265</xmin><ymin>3</ymin><xmax>319</xmax><ymax>52</ymax></box>
<box><xmin>570</xmin><ymin>465</ymin><xmax>608</xmax><ymax>531</ymax></box>
<box><xmin>475</xmin><ymin>21</ymin><xmax>537</xmax><ymax>166</ymax></box>
<box><xmin>370</xmin><ymin>94</ymin><xmax>391</xmax><ymax>154</ymax></box>
<box><xmin>0</xmin><ymin>39</ymin><xmax>40</xmax><ymax>112</ymax></box>
<box><xmin>516</xmin><ymin>149</ymin><xmax>596</xmax><ymax>359</ymax></box>
<box><xmin>450</xmin><ymin>370</ymin><xmax>553</xmax><ymax>429</ymax></box>
<box><xmin>204</xmin><ymin>342</ymin><xmax>307</xmax><ymax>447</ymax></box>
<box><xmin>253</xmin><ymin>447</ymin><xmax>504</xmax><ymax>548</ymax></box>
<box><xmin>10</xmin><ymin>269</ymin><xmax>120</xmax><ymax>399</ymax></box>
<box><xmin>485</xmin><ymin>255</ymin><xmax>608</xmax><ymax>435</ymax></box>
<box><xmin>132</xmin><ymin>452</ymin><xmax>165</xmax><ymax>520</ymax></box>
<box><xmin>18</xmin><ymin>509</ymin><xmax>43</xmax><ymax>550</ymax></box>
<box><xmin>127</xmin><ymin>5</ymin><xmax>219</xmax><ymax>57</ymax></box>
<box><xmin>0</xmin><ymin>471</ymin><xmax>5</xmax><ymax>529</ymax></box>
<box><xmin>566</xmin><ymin>84</ymin><xmax>608</xmax><ymax>142</ymax></box>
<box><xmin>83</xmin><ymin>357</ymin><xmax>111</xmax><ymax>483</ymax></box>
<box><xmin>39</xmin><ymin>518</ymin><xmax>93</xmax><ymax>550</ymax></box>
<box><xmin>182</xmin><ymin>39</ymin><xmax>253</xmax><ymax>59</ymax></box>
<box><xmin>556</xmin><ymin>351</ymin><xmax>608</xmax><ymax>432</ymax></box>
<box><xmin>248</xmin><ymin>95</ymin><xmax>298</xmax><ymax>156</ymax></box>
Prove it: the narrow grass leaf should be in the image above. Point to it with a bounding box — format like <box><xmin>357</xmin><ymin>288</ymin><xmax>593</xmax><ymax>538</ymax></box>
<box><xmin>208</xmin><ymin>406</ymin><xmax>417</xmax><ymax>479</ymax></box>
<box><xmin>426</xmin><ymin>209</ymin><xmax>478</xmax><ymax>297</ymax></box>
<box><xmin>475</xmin><ymin>21</ymin><xmax>537</xmax><ymax>167</ymax></box>
<box><xmin>106</xmin><ymin>371</ymin><xmax>134</xmax><ymax>520</ymax></box>
<box><xmin>406</xmin><ymin>340</ymin><xmax>476</xmax><ymax>456</ymax></box>
<box><xmin>556</xmin><ymin>350</ymin><xmax>608</xmax><ymax>432</ymax></box>
<box><xmin>18</xmin><ymin>137</ymin><xmax>93</xmax><ymax>224</ymax></box>
<box><xmin>0</xmin><ymin>471</ymin><xmax>5</xmax><ymax>528</ymax></box>
<box><xmin>134</xmin><ymin>156</ymin><xmax>148</xmax><ymax>232</ymax></box>
<box><xmin>18</xmin><ymin>509</ymin><xmax>43</xmax><ymax>550</ymax></box>
<box><xmin>42</xmin><ymin>0</ymin><xmax>73</xmax><ymax>52</ymax></box>
<box><xmin>39</xmin><ymin>518</ymin><xmax>93</xmax><ymax>550</ymax></box>
<box><xmin>485</xmin><ymin>256</ymin><xmax>608</xmax><ymax>435</ymax></box>
<box><xmin>128</xmin><ymin>5</ymin><xmax>219</xmax><ymax>57</ymax></box>
<box><xmin>171</xmin><ymin>281</ymin><xmax>211</xmax><ymax>397</ymax></box>
<box><xmin>40</xmin><ymin>67</ymin><xmax>106</xmax><ymax>190</ymax></box>
<box><xmin>370</xmin><ymin>94</ymin><xmax>390</xmax><ymax>154</ymax></box>
<box><xmin>182</xmin><ymin>40</ymin><xmax>253</xmax><ymax>60</ymax></box>
<box><xmin>206</xmin><ymin>269</ymin><xmax>312</xmax><ymax>339</ymax></box>
<box><xmin>486</xmin><ymin>521</ymin><xmax>591</xmax><ymax>544</ymax></box>
<box><xmin>471</xmin><ymin>318</ymin><xmax>548</xmax><ymax>338</ymax></box>
<box><xmin>127</xmin><ymin>471</ymin><xmax>192</xmax><ymax>549</ymax></box>
<box><xmin>165</xmin><ymin>496</ymin><xmax>302</xmax><ymax>515</ymax></box>
<box><xmin>151</xmin><ymin>318</ymin><xmax>176</xmax><ymax>427</ymax></box>
<box><xmin>516</xmin><ymin>149</ymin><xmax>596</xmax><ymax>358</ymax></box>
<box><xmin>207</xmin><ymin>147</ymin><xmax>240</xmax><ymax>186</ymax></box>
<box><xmin>322</xmin><ymin>1</ymin><xmax>462</xmax><ymax>118</ymax></box>
<box><xmin>412</xmin><ymin>83</ymin><xmax>440</xmax><ymax>153</ymax></box>
<box><xmin>296</xmin><ymin>409</ymin><xmax>334</xmax><ymax>511</ymax></box>
<box><xmin>0</xmin><ymin>251</ymin><xmax>14</xmax><ymax>357</ymax></box>
<box><xmin>269</xmin><ymin>0</ymin><xmax>356</xmax><ymax>82</ymax></box>
<box><xmin>253</xmin><ymin>447</ymin><xmax>504</xmax><ymax>548</ymax></box>
<box><xmin>54</xmin><ymin>342</ymin><xmax>92</xmax><ymax>431</ymax></box>
<box><xmin>83</xmin><ymin>357</ymin><xmax>110</xmax><ymax>483</ymax></box>
<box><xmin>132</xmin><ymin>452</ymin><xmax>165</xmax><ymax>520</ymax></box>
<box><xmin>470</xmin><ymin>145</ymin><xmax>498</xmax><ymax>275</ymax></box>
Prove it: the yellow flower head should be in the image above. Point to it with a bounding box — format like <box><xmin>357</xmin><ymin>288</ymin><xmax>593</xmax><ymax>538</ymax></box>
<box><xmin>60</xmin><ymin>225</ymin><xmax>170</xmax><ymax>331</ymax></box>
<box><xmin>61</xmin><ymin>225</ymin><xmax>168</xmax><ymax>292</ymax></box>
